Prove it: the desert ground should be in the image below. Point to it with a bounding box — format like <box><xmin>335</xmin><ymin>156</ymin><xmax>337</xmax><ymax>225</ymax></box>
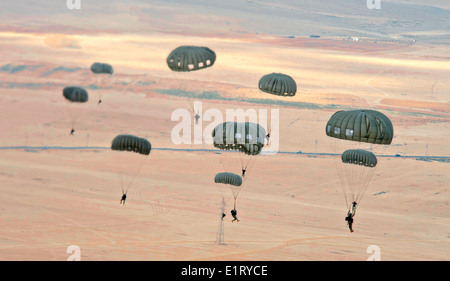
<box><xmin>0</xmin><ymin>1</ymin><xmax>449</xmax><ymax>261</ymax></box>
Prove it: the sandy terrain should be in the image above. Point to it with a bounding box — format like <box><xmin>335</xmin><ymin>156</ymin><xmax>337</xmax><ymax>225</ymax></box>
<box><xmin>0</xmin><ymin>88</ymin><xmax>448</xmax><ymax>261</ymax></box>
<box><xmin>0</xmin><ymin>1</ymin><xmax>449</xmax><ymax>261</ymax></box>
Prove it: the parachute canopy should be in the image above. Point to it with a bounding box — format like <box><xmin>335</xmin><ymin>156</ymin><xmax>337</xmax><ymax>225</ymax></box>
<box><xmin>111</xmin><ymin>135</ymin><xmax>151</xmax><ymax>155</ymax></box>
<box><xmin>325</xmin><ymin>110</ymin><xmax>394</xmax><ymax>145</ymax></box>
<box><xmin>214</xmin><ymin>172</ymin><xmax>242</xmax><ymax>187</ymax></box>
<box><xmin>167</xmin><ymin>46</ymin><xmax>216</xmax><ymax>72</ymax></box>
<box><xmin>212</xmin><ymin>122</ymin><xmax>266</xmax><ymax>155</ymax></box>
<box><xmin>63</xmin><ymin>86</ymin><xmax>88</xmax><ymax>103</ymax></box>
<box><xmin>91</xmin><ymin>62</ymin><xmax>114</xmax><ymax>74</ymax></box>
<box><xmin>338</xmin><ymin>148</ymin><xmax>378</xmax><ymax>208</ymax></box>
<box><xmin>258</xmin><ymin>73</ymin><xmax>297</xmax><ymax>96</ymax></box>
<box><xmin>341</xmin><ymin>149</ymin><xmax>377</xmax><ymax>167</ymax></box>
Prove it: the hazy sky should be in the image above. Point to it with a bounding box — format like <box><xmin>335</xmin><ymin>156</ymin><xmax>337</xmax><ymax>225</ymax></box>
<box><xmin>0</xmin><ymin>0</ymin><xmax>448</xmax><ymax>85</ymax></box>
<box><xmin>1</xmin><ymin>0</ymin><xmax>449</xmax><ymax>42</ymax></box>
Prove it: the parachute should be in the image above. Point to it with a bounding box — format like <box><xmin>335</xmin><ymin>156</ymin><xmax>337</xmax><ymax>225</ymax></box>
<box><xmin>90</xmin><ymin>62</ymin><xmax>113</xmax><ymax>102</ymax></box>
<box><xmin>214</xmin><ymin>172</ymin><xmax>243</xmax><ymax>209</ymax></box>
<box><xmin>258</xmin><ymin>73</ymin><xmax>297</xmax><ymax>97</ymax></box>
<box><xmin>167</xmin><ymin>46</ymin><xmax>216</xmax><ymax>72</ymax></box>
<box><xmin>341</xmin><ymin>149</ymin><xmax>377</xmax><ymax>167</ymax></box>
<box><xmin>340</xmin><ymin>149</ymin><xmax>378</xmax><ymax>206</ymax></box>
<box><xmin>258</xmin><ymin>73</ymin><xmax>297</xmax><ymax>138</ymax></box>
<box><xmin>111</xmin><ymin>134</ymin><xmax>151</xmax><ymax>155</ymax></box>
<box><xmin>111</xmin><ymin>135</ymin><xmax>151</xmax><ymax>195</ymax></box>
<box><xmin>63</xmin><ymin>86</ymin><xmax>88</xmax><ymax>103</ymax></box>
<box><xmin>62</xmin><ymin>86</ymin><xmax>89</xmax><ymax>130</ymax></box>
<box><xmin>325</xmin><ymin>109</ymin><xmax>394</xmax><ymax>145</ymax></box>
<box><xmin>214</xmin><ymin>172</ymin><xmax>242</xmax><ymax>187</ymax></box>
<box><xmin>326</xmin><ymin>109</ymin><xmax>393</xmax><ymax>210</ymax></box>
<box><xmin>212</xmin><ymin>121</ymin><xmax>266</xmax><ymax>156</ymax></box>
<box><xmin>90</xmin><ymin>62</ymin><xmax>114</xmax><ymax>74</ymax></box>
<box><xmin>212</xmin><ymin>122</ymin><xmax>266</xmax><ymax>208</ymax></box>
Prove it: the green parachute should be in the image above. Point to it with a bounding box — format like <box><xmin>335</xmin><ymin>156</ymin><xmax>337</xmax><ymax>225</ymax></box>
<box><xmin>341</xmin><ymin>149</ymin><xmax>377</xmax><ymax>167</ymax></box>
<box><xmin>212</xmin><ymin>122</ymin><xmax>266</xmax><ymax>156</ymax></box>
<box><xmin>214</xmin><ymin>172</ymin><xmax>243</xmax><ymax>187</ymax></box>
<box><xmin>326</xmin><ymin>109</ymin><xmax>394</xmax><ymax>145</ymax></box>
<box><xmin>258</xmin><ymin>73</ymin><xmax>297</xmax><ymax>97</ymax></box>
<box><xmin>167</xmin><ymin>46</ymin><xmax>216</xmax><ymax>72</ymax></box>
<box><xmin>90</xmin><ymin>62</ymin><xmax>114</xmax><ymax>74</ymax></box>
<box><xmin>62</xmin><ymin>86</ymin><xmax>89</xmax><ymax>131</ymax></box>
<box><xmin>63</xmin><ymin>86</ymin><xmax>88</xmax><ymax>103</ymax></box>
<box><xmin>212</xmin><ymin>122</ymin><xmax>266</xmax><ymax>208</ymax></box>
<box><xmin>326</xmin><ymin>109</ymin><xmax>393</xmax><ymax>210</ymax></box>
<box><xmin>111</xmin><ymin>135</ymin><xmax>152</xmax><ymax>155</ymax></box>
<box><xmin>111</xmin><ymin>135</ymin><xmax>151</xmax><ymax>195</ymax></box>
<box><xmin>90</xmin><ymin>62</ymin><xmax>113</xmax><ymax>103</ymax></box>
<box><xmin>340</xmin><ymin>149</ymin><xmax>378</xmax><ymax>206</ymax></box>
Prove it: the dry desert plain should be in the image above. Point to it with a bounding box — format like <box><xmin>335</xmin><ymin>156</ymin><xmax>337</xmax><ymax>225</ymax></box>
<box><xmin>0</xmin><ymin>12</ymin><xmax>449</xmax><ymax>260</ymax></box>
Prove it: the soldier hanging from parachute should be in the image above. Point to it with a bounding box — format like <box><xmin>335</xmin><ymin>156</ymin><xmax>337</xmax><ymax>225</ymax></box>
<box><xmin>325</xmin><ymin>110</ymin><xmax>393</xmax><ymax>232</ymax></box>
<box><xmin>62</xmin><ymin>86</ymin><xmax>89</xmax><ymax>136</ymax></box>
<box><xmin>212</xmin><ymin>122</ymin><xmax>266</xmax><ymax>222</ymax></box>
<box><xmin>111</xmin><ymin>134</ymin><xmax>152</xmax><ymax>205</ymax></box>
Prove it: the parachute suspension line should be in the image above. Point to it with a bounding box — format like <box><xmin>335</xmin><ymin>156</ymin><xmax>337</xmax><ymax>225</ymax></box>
<box><xmin>220</xmin><ymin>192</ymin><xmax>232</xmax><ymax>209</ymax></box>
<box><xmin>124</xmin><ymin>155</ymin><xmax>148</xmax><ymax>193</ymax></box>
<box><xmin>337</xmin><ymin>160</ymin><xmax>350</xmax><ymax>208</ymax></box>
<box><xmin>352</xmin><ymin>156</ymin><xmax>365</xmax><ymax>202</ymax></box>
<box><xmin>216</xmin><ymin>148</ymin><xmax>227</xmax><ymax>172</ymax></box>
<box><xmin>230</xmin><ymin>173</ymin><xmax>244</xmax><ymax>202</ymax></box>
<box><xmin>239</xmin><ymin>154</ymin><xmax>246</xmax><ymax>170</ymax></box>
<box><xmin>97</xmin><ymin>76</ymin><xmax>102</xmax><ymax>100</ymax></box>
<box><xmin>235</xmin><ymin>151</ymin><xmax>242</xmax><ymax>174</ymax></box>
<box><xmin>231</xmin><ymin>151</ymin><xmax>240</xmax><ymax>174</ymax></box>
<box><xmin>244</xmin><ymin>154</ymin><xmax>259</xmax><ymax>182</ymax></box>
<box><xmin>355</xmin><ymin>144</ymin><xmax>387</xmax><ymax>206</ymax></box>
<box><xmin>348</xmin><ymin>164</ymin><xmax>364</xmax><ymax>205</ymax></box>
<box><xmin>95</xmin><ymin>75</ymin><xmax>108</xmax><ymax>101</ymax></box>
<box><xmin>231</xmin><ymin>190</ymin><xmax>239</xmax><ymax>202</ymax></box>
<box><xmin>114</xmin><ymin>152</ymin><xmax>147</xmax><ymax>194</ymax></box>
<box><xmin>219</xmin><ymin>155</ymin><xmax>228</xmax><ymax>173</ymax></box>
<box><xmin>232</xmin><ymin>181</ymin><xmax>243</xmax><ymax>201</ymax></box>
<box><xmin>342</xmin><ymin>162</ymin><xmax>353</xmax><ymax>204</ymax></box>
<box><xmin>329</xmin><ymin>140</ymin><xmax>350</xmax><ymax>208</ymax></box>
<box><xmin>350</xmin><ymin>166</ymin><xmax>357</xmax><ymax>204</ymax></box>
<box><xmin>64</xmin><ymin>101</ymin><xmax>77</xmax><ymax>130</ymax></box>
<box><xmin>120</xmin><ymin>175</ymin><xmax>125</xmax><ymax>194</ymax></box>
<box><xmin>116</xmin><ymin>153</ymin><xmax>127</xmax><ymax>194</ymax></box>
<box><xmin>357</xmin><ymin>165</ymin><xmax>367</xmax><ymax>202</ymax></box>
<box><xmin>355</xmin><ymin>165</ymin><xmax>376</xmax><ymax>205</ymax></box>
<box><xmin>218</xmin><ymin>150</ymin><xmax>234</xmax><ymax>174</ymax></box>
<box><xmin>353</xmin><ymin>168</ymin><xmax>369</xmax><ymax>206</ymax></box>
<box><xmin>240</xmin><ymin>153</ymin><xmax>252</xmax><ymax>170</ymax></box>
